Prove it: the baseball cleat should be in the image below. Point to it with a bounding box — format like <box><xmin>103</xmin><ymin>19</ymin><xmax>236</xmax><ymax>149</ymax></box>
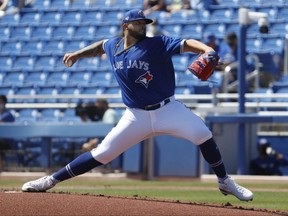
<box><xmin>22</xmin><ymin>176</ymin><xmax>56</xmax><ymax>192</ymax></box>
<box><xmin>218</xmin><ymin>176</ymin><xmax>253</xmax><ymax>201</ymax></box>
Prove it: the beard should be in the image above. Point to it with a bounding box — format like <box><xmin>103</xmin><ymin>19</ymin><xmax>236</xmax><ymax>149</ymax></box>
<box><xmin>128</xmin><ymin>28</ymin><xmax>146</xmax><ymax>40</ymax></box>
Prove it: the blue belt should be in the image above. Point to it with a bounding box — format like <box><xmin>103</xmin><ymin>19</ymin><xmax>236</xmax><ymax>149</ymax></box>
<box><xmin>144</xmin><ymin>98</ymin><xmax>171</xmax><ymax>111</ymax></box>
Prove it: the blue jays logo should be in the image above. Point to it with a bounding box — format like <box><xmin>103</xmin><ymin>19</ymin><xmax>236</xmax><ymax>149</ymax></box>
<box><xmin>138</xmin><ymin>10</ymin><xmax>145</xmax><ymax>17</ymax></box>
<box><xmin>135</xmin><ymin>72</ymin><xmax>153</xmax><ymax>88</ymax></box>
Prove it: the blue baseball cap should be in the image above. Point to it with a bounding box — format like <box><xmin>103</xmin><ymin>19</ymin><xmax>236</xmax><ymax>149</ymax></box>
<box><xmin>122</xmin><ymin>9</ymin><xmax>153</xmax><ymax>25</ymax></box>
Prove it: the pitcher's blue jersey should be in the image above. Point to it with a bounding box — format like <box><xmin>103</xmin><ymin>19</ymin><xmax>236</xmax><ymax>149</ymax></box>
<box><xmin>103</xmin><ymin>35</ymin><xmax>184</xmax><ymax>109</ymax></box>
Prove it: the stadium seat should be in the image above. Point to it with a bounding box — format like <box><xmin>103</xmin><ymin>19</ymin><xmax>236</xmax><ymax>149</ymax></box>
<box><xmin>43</xmin><ymin>40</ymin><xmax>65</xmax><ymax>55</ymax></box>
<box><xmin>40</xmin><ymin>11</ymin><xmax>62</xmax><ymax>25</ymax></box>
<box><xmin>103</xmin><ymin>87</ymin><xmax>122</xmax><ymax>103</ymax></box>
<box><xmin>61</xmin><ymin>11</ymin><xmax>83</xmax><ymax>25</ymax></box>
<box><xmin>270</xmin><ymin>22</ymin><xmax>288</xmax><ymax>36</ymax></box>
<box><xmin>102</xmin><ymin>10</ymin><xmax>124</xmax><ymax>24</ymax></box>
<box><xmin>161</xmin><ymin>24</ymin><xmax>182</xmax><ymax>38</ymax></box>
<box><xmin>81</xmin><ymin>86</ymin><xmax>106</xmax><ymax>103</ymax></box>
<box><xmin>172</xmin><ymin>55</ymin><xmax>190</xmax><ymax>71</ymax></box>
<box><xmin>209</xmin><ymin>8</ymin><xmax>237</xmax><ymax>22</ymax></box>
<box><xmin>175</xmin><ymin>87</ymin><xmax>193</xmax><ymax>95</ymax></box>
<box><xmin>20</xmin><ymin>11</ymin><xmax>41</xmax><ymax>25</ymax></box>
<box><xmin>0</xmin><ymin>13</ymin><xmax>20</xmax><ymax>25</ymax></box>
<box><xmin>38</xmin><ymin>108</ymin><xmax>62</xmax><ymax>122</ymax></box>
<box><xmin>52</xmin><ymin>26</ymin><xmax>75</xmax><ymax>40</ymax></box>
<box><xmin>49</xmin><ymin>0</ymin><xmax>71</xmax><ymax>10</ymax></box>
<box><xmin>81</xmin><ymin>10</ymin><xmax>104</xmax><ymax>25</ymax></box>
<box><xmin>181</xmin><ymin>24</ymin><xmax>203</xmax><ymax>40</ymax></box>
<box><xmin>31</xmin><ymin>26</ymin><xmax>53</xmax><ymax>40</ymax></box>
<box><xmin>1</xmin><ymin>40</ymin><xmax>22</xmax><ymax>55</ymax></box>
<box><xmin>70</xmin><ymin>0</ymin><xmax>93</xmax><ymax>9</ymax></box>
<box><xmin>90</xmin><ymin>71</ymin><xmax>112</xmax><ymax>87</ymax></box>
<box><xmin>61</xmin><ymin>108</ymin><xmax>82</xmax><ymax>123</ymax></box>
<box><xmin>21</xmin><ymin>40</ymin><xmax>43</xmax><ymax>55</ymax></box>
<box><xmin>73</xmin><ymin>25</ymin><xmax>97</xmax><ymax>40</ymax></box>
<box><xmin>0</xmin><ymin>56</ymin><xmax>13</xmax><ymax>71</ymax></box>
<box><xmin>96</xmin><ymin>25</ymin><xmax>121</xmax><ymax>38</ymax></box>
<box><xmin>12</xmin><ymin>55</ymin><xmax>34</xmax><ymax>71</ymax></box>
<box><xmin>2</xmin><ymin>72</ymin><xmax>25</xmax><ymax>87</ymax></box>
<box><xmin>14</xmin><ymin>87</ymin><xmax>37</xmax><ymax>103</ymax></box>
<box><xmin>37</xmin><ymin>86</ymin><xmax>60</xmax><ymax>103</ymax></box>
<box><xmin>30</xmin><ymin>0</ymin><xmax>51</xmax><ymax>10</ymax></box>
<box><xmin>68</xmin><ymin>71</ymin><xmax>92</xmax><ymax>87</ymax></box>
<box><xmin>203</xmin><ymin>23</ymin><xmax>226</xmax><ymax>39</ymax></box>
<box><xmin>46</xmin><ymin>72</ymin><xmax>69</xmax><ymax>87</ymax></box>
<box><xmin>10</xmin><ymin>26</ymin><xmax>31</xmax><ymax>40</ymax></box>
<box><xmin>246</xmin><ymin>37</ymin><xmax>263</xmax><ymax>53</ymax></box>
<box><xmin>0</xmin><ymin>26</ymin><xmax>10</xmax><ymax>40</ymax></box>
<box><xmin>24</xmin><ymin>71</ymin><xmax>47</xmax><ymax>87</ymax></box>
<box><xmin>64</xmin><ymin>40</ymin><xmax>88</xmax><ymax>53</ymax></box>
<box><xmin>256</xmin><ymin>7</ymin><xmax>278</xmax><ymax>22</ymax></box>
<box><xmin>58</xmin><ymin>87</ymin><xmax>81</xmax><ymax>103</ymax></box>
<box><xmin>16</xmin><ymin>109</ymin><xmax>39</xmax><ymax>123</ymax></box>
<box><xmin>76</xmin><ymin>57</ymin><xmax>100</xmax><ymax>70</ymax></box>
<box><xmin>0</xmin><ymin>87</ymin><xmax>15</xmax><ymax>102</ymax></box>
<box><xmin>34</xmin><ymin>55</ymin><xmax>56</xmax><ymax>71</ymax></box>
<box><xmin>262</xmin><ymin>36</ymin><xmax>284</xmax><ymax>53</ymax></box>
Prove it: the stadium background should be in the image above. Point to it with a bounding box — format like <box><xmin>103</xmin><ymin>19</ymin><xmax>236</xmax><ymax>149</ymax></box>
<box><xmin>0</xmin><ymin>0</ymin><xmax>288</xmax><ymax>177</ymax></box>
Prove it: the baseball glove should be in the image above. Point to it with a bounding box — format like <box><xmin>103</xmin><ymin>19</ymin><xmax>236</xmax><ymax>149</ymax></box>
<box><xmin>187</xmin><ymin>51</ymin><xmax>219</xmax><ymax>81</ymax></box>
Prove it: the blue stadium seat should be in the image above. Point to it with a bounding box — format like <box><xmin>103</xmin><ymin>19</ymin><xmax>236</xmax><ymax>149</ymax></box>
<box><xmin>172</xmin><ymin>55</ymin><xmax>190</xmax><ymax>71</ymax></box>
<box><xmin>270</xmin><ymin>22</ymin><xmax>288</xmax><ymax>36</ymax></box>
<box><xmin>31</xmin><ymin>26</ymin><xmax>53</xmax><ymax>40</ymax></box>
<box><xmin>1</xmin><ymin>40</ymin><xmax>22</xmax><ymax>55</ymax></box>
<box><xmin>203</xmin><ymin>23</ymin><xmax>226</xmax><ymax>39</ymax></box>
<box><xmin>38</xmin><ymin>108</ymin><xmax>62</xmax><ymax>122</ymax></box>
<box><xmin>103</xmin><ymin>87</ymin><xmax>122</xmax><ymax>103</ymax></box>
<box><xmin>2</xmin><ymin>72</ymin><xmax>25</xmax><ymax>87</ymax></box>
<box><xmin>10</xmin><ymin>26</ymin><xmax>31</xmax><ymax>40</ymax></box>
<box><xmin>37</xmin><ymin>86</ymin><xmax>60</xmax><ymax>103</ymax></box>
<box><xmin>73</xmin><ymin>25</ymin><xmax>97</xmax><ymax>40</ymax></box>
<box><xmin>102</xmin><ymin>10</ymin><xmax>124</xmax><ymax>24</ymax></box>
<box><xmin>64</xmin><ymin>40</ymin><xmax>88</xmax><ymax>53</ymax></box>
<box><xmin>256</xmin><ymin>7</ymin><xmax>279</xmax><ymax>22</ymax></box>
<box><xmin>16</xmin><ymin>109</ymin><xmax>39</xmax><ymax>123</ymax></box>
<box><xmin>262</xmin><ymin>37</ymin><xmax>284</xmax><ymax>53</ymax></box>
<box><xmin>52</xmin><ymin>26</ymin><xmax>75</xmax><ymax>40</ymax></box>
<box><xmin>0</xmin><ymin>26</ymin><xmax>10</xmax><ymax>40</ymax></box>
<box><xmin>276</xmin><ymin>6</ymin><xmax>288</xmax><ymax>20</ymax></box>
<box><xmin>30</xmin><ymin>0</ymin><xmax>51</xmax><ymax>10</ymax></box>
<box><xmin>181</xmin><ymin>24</ymin><xmax>202</xmax><ymax>40</ymax></box>
<box><xmin>24</xmin><ymin>71</ymin><xmax>47</xmax><ymax>87</ymax></box>
<box><xmin>21</xmin><ymin>40</ymin><xmax>43</xmax><ymax>55</ymax></box>
<box><xmin>246</xmin><ymin>37</ymin><xmax>263</xmax><ymax>53</ymax></box>
<box><xmin>20</xmin><ymin>11</ymin><xmax>41</xmax><ymax>25</ymax></box>
<box><xmin>58</xmin><ymin>87</ymin><xmax>81</xmax><ymax>103</ymax></box>
<box><xmin>90</xmin><ymin>71</ymin><xmax>112</xmax><ymax>87</ymax></box>
<box><xmin>61</xmin><ymin>108</ymin><xmax>82</xmax><ymax>123</ymax></box>
<box><xmin>49</xmin><ymin>0</ymin><xmax>71</xmax><ymax>10</ymax></box>
<box><xmin>76</xmin><ymin>57</ymin><xmax>100</xmax><ymax>70</ymax></box>
<box><xmin>70</xmin><ymin>0</ymin><xmax>93</xmax><ymax>9</ymax></box>
<box><xmin>46</xmin><ymin>72</ymin><xmax>69</xmax><ymax>87</ymax></box>
<box><xmin>217</xmin><ymin>0</ymin><xmax>239</xmax><ymax>7</ymax></box>
<box><xmin>14</xmin><ymin>87</ymin><xmax>37</xmax><ymax>103</ymax></box>
<box><xmin>96</xmin><ymin>25</ymin><xmax>121</xmax><ymax>38</ymax></box>
<box><xmin>61</xmin><ymin>11</ymin><xmax>83</xmax><ymax>25</ymax></box>
<box><xmin>0</xmin><ymin>56</ymin><xmax>13</xmax><ymax>72</ymax></box>
<box><xmin>43</xmin><ymin>40</ymin><xmax>65</xmax><ymax>55</ymax></box>
<box><xmin>275</xmin><ymin>88</ymin><xmax>288</xmax><ymax>103</ymax></box>
<box><xmin>34</xmin><ymin>55</ymin><xmax>56</xmax><ymax>71</ymax></box>
<box><xmin>68</xmin><ymin>71</ymin><xmax>92</xmax><ymax>87</ymax></box>
<box><xmin>12</xmin><ymin>55</ymin><xmax>34</xmax><ymax>71</ymax></box>
<box><xmin>161</xmin><ymin>24</ymin><xmax>182</xmax><ymax>38</ymax></box>
<box><xmin>209</xmin><ymin>8</ymin><xmax>237</xmax><ymax>22</ymax></box>
<box><xmin>40</xmin><ymin>11</ymin><xmax>62</xmax><ymax>25</ymax></box>
<box><xmin>175</xmin><ymin>87</ymin><xmax>193</xmax><ymax>95</ymax></box>
<box><xmin>225</xmin><ymin>22</ymin><xmax>240</xmax><ymax>35</ymax></box>
<box><xmin>81</xmin><ymin>10</ymin><xmax>104</xmax><ymax>25</ymax></box>
<box><xmin>0</xmin><ymin>87</ymin><xmax>15</xmax><ymax>102</ymax></box>
<box><xmin>0</xmin><ymin>13</ymin><xmax>20</xmax><ymax>25</ymax></box>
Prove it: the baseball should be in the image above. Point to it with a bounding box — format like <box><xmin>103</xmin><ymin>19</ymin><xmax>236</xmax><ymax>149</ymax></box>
<box><xmin>65</xmin><ymin>59</ymin><xmax>73</xmax><ymax>67</ymax></box>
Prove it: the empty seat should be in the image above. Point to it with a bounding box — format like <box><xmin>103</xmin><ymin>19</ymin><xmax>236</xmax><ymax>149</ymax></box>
<box><xmin>0</xmin><ymin>87</ymin><xmax>15</xmax><ymax>102</ymax></box>
<box><xmin>40</xmin><ymin>11</ymin><xmax>62</xmax><ymax>25</ymax></box>
<box><xmin>10</xmin><ymin>26</ymin><xmax>31</xmax><ymax>40</ymax></box>
<box><xmin>46</xmin><ymin>72</ymin><xmax>69</xmax><ymax>87</ymax></box>
<box><xmin>161</xmin><ymin>24</ymin><xmax>182</xmax><ymax>38</ymax></box>
<box><xmin>270</xmin><ymin>22</ymin><xmax>288</xmax><ymax>36</ymax></box>
<box><xmin>43</xmin><ymin>40</ymin><xmax>65</xmax><ymax>55</ymax></box>
<box><xmin>16</xmin><ymin>109</ymin><xmax>39</xmax><ymax>123</ymax></box>
<box><xmin>103</xmin><ymin>87</ymin><xmax>122</xmax><ymax>103</ymax></box>
<box><xmin>90</xmin><ymin>71</ymin><xmax>112</xmax><ymax>87</ymax></box>
<box><xmin>12</xmin><ymin>55</ymin><xmax>34</xmax><ymax>71</ymax></box>
<box><xmin>37</xmin><ymin>87</ymin><xmax>60</xmax><ymax>103</ymax></box>
<box><xmin>21</xmin><ymin>40</ymin><xmax>43</xmax><ymax>55</ymax></box>
<box><xmin>49</xmin><ymin>0</ymin><xmax>70</xmax><ymax>10</ymax></box>
<box><xmin>203</xmin><ymin>23</ymin><xmax>226</xmax><ymax>39</ymax></box>
<box><xmin>24</xmin><ymin>71</ymin><xmax>47</xmax><ymax>87</ymax></box>
<box><xmin>0</xmin><ymin>26</ymin><xmax>10</xmax><ymax>40</ymax></box>
<box><xmin>20</xmin><ymin>11</ymin><xmax>41</xmax><ymax>25</ymax></box>
<box><xmin>0</xmin><ymin>13</ymin><xmax>20</xmax><ymax>25</ymax></box>
<box><xmin>181</xmin><ymin>24</ymin><xmax>202</xmax><ymax>40</ymax></box>
<box><xmin>52</xmin><ymin>26</ymin><xmax>75</xmax><ymax>40</ymax></box>
<box><xmin>102</xmin><ymin>10</ymin><xmax>124</xmax><ymax>24</ymax></box>
<box><xmin>70</xmin><ymin>0</ymin><xmax>93</xmax><ymax>9</ymax></box>
<box><xmin>61</xmin><ymin>108</ymin><xmax>82</xmax><ymax>123</ymax></box>
<box><xmin>2</xmin><ymin>72</ymin><xmax>25</xmax><ymax>87</ymax></box>
<box><xmin>76</xmin><ymin>57</ymin><xmax>100</xmax><ymax>70</ymax></box>
<box><xmin>262</xmin><ymin>37</ymin><xmax>284</xmax><ymax>53</ymax></box>
<box><xmin>1</xmin><ymin>41</ymin><xmax>22</xmax><ymax>55</ymax></box>
<box><xmin>74</xmin><ymin>25</ymin><xmax>97</xmax><ymax>40</ymax></box>
<box><xmin>68</xmin><ymin>71</ymin><xmax>92</xmax><ymax>87</ymax></box>
<box><xmin>61</xmin><ymin>11</ymin><xmax>82</xmax><ymax>25</ymax></box>
<box><xmin>31</xmin><ymin>26</ymin><xmax>53</xmax><ymax>40</ymax></box>
<box><xmin>64</xmin><ymin>40</ymin><xmax>88</xmax><ymax>53</ymax></box>
<box><xmin>59</xmin><ymin>87</ymin><xmax>81</xmax><ymax>103</ymax></box>
<box><xmin>34</xmin><ymin>55</ymin><xmax>56</xmax><ymax>71</ymax></box>
<box><xmin>14</xmin><ymin>87</ymin><xmax>37</xmax><ymax>103</ymax></box>
<box><xmin>172</xmin><ymin>55</ymin><xmax>189</xmax><ymax>71</ymax></box>
<box><xmin>96</xmin><ymin>25</ymin><xmax>121</xmax><ymax>38</ymax></box>
<box><xmin>81</xmin><ymin>10</ymin><xmax>104</xmax><ymax>25</ymax></box>
<box><xmin>38</xmin><ymin>108</ymin><xmax>62</xmax><ymax>122</ymax></box>
<box><xmin>209</xmin><ymin>8</ymin><xmax>237</xmax><ymax>22</ymax></box>
<box><xmin>0</xmin><ymin>56</ymin><xmax>13</xmax><ymax>71</ymax></box>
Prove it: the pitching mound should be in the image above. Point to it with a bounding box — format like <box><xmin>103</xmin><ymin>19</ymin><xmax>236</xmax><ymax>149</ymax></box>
<box><xmin>0</xmin><ymin>191</ymin><xmax>286</xmax><ymax>216</ymax></box>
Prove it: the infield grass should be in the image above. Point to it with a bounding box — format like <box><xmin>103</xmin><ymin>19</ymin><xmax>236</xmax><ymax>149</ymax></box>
<box><xmin>1</xmin><ymin>177</ymin><xmax>288</xmax><ymax>212</ymax></box>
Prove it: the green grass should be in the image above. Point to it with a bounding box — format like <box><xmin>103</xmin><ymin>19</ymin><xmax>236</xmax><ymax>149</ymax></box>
<box><xmin>1</xmin><ymin>178</ymin><xmax>288</xmax><ymax>212</ymax></box>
